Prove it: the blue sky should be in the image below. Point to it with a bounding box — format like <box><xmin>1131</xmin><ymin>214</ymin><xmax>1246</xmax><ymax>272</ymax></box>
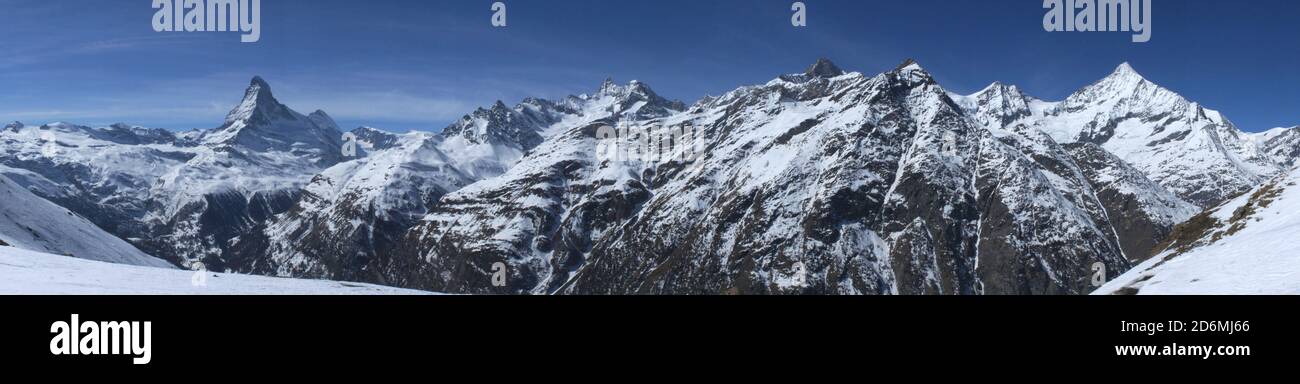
<box><xmin>0</xmin><ymin>0</ymin><xmax>1296</xmax><ymax>132</ymax></box>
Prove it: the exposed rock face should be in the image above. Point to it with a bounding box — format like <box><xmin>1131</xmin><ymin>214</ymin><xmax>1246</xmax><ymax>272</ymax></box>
<box><xmin>1063</xmin><ymin>142</ymin><xmax>1199</xmax><ymax>260</ymax></box>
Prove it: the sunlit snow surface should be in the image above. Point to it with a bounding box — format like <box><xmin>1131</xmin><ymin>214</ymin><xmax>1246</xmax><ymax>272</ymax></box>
<box><xmin>0</xmin><ymin>246</ymin><xmax>430</xmax><ymax>295</ymax></box>
<box><xmin>1095</xmin><ymin>168</ymin><xmax>1300</xmax><ymax>295</ymax></box>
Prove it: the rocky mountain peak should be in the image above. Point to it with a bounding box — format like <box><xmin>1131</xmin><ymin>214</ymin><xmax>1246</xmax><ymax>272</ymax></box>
<box><xmin>599</xmin><ymin>77</ymin><xmax>618</xmax><ymax>94</ymax></box>
<box><xmin>589</xmin><ymin>78</ymin><xmax>684</xmax><ymax>118</ymax></box>
<box><xmin>805</xmin><ymin>58</ymin><xmax>844</xmax><ymax>78</ymax></box>
<box><xmin>887</xmin><ymin>58</ymin><xmax>937</xmax><ymax>86</ymax></box>
<box><xmin>895</xmin><ymin>58</ymin><xmax>920</xmax><ymax>71</ymax></box>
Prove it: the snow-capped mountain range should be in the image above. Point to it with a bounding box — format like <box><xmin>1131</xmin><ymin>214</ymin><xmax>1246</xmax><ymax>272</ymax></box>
<box><xmin>0</xmin><ymin>58</ymin><xmax>1296</xmax><ymax>294</ymax></box>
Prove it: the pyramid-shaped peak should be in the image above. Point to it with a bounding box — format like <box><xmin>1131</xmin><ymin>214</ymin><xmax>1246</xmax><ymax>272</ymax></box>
<box><xmin>239</xmin><ymin>76</ymin><xmax>278</xmax><ymax>103</ymax></box>
<box><xmin>1107</xmin><ymin>62</ymin><xmax>1148</xmax><ymax>82</ymax></box>
<box><xmin>888</xmin><ymin>58</ymin><xmax>936</xmax><ymax>85</ymax></box>
<box><xmin>223</xmin><ymin>76</ymin><xmax>293</xmax><ymax>126</ymax></box>
<box><xmin>1075</xmin><ymin>62</ymin><xmax>1153</xmax><ymax>97</ymax></box>
<box><xmin>805</xmin><ymin>58</ymin><xmax>844</xmax><ymax>78</ymax></box>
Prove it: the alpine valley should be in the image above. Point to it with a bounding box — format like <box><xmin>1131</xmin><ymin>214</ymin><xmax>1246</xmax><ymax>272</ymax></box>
<box><xmin>2</xmin><ymin>59</ymin><xmax>1297</xmax><ymax>294</ymax></box>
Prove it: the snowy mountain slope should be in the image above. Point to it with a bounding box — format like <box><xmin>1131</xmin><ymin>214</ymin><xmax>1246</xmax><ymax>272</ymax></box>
<box><xmin>392</xmin><ymin>59</ymin><xmax>1181</xmax><ymax>295</ymax></box>
<box><xmin>0</xmin><ymin>175</ymin><xmax>171</xmax><ymax>268</ymax></box>
<box><xmin>229</xmin><ymin>128</ymin><xmax>475</xmax><ymax>282</ymax></box>
<box><xmin>0</xmin><ymin>121</ymin><xmax>197</xmax><ymax>238</ymax></box>
<box><xmin>438</xmin><ymin>99</ymin><xmax>561</xmax><ymax>179</ymax></box>
<box><xmin>949</xmin><ymin>82</ymin><xmax>1054</xmax><ymax>133</ymax></box>
<box><xmin>1063</xmin><ymin>142</ymin><xmax>1199</xmax><ymax>259</ymax></box>
<box><xmin>953</xmin><ymin>82</ymin><xmax>1200</xmax><ymax>261</ymax></box>
<box><xmin>972</xmin><ymin>126</ymin><xmax>1136</xmax><ymax>294</ymax></box>
<box><xmin>1095</xmin><ymin>167</ymin><xmax>1300</xmax><ymax>295</ymax></box>
<box><xmin>393</xmin><ymin>78</ymin><xmax>689</xmax><ymax>293</ymax></box>
<box><xmin>0</xmin><ymin>246</ymin><xmax>428</xmax><ymax>295</ymax></box>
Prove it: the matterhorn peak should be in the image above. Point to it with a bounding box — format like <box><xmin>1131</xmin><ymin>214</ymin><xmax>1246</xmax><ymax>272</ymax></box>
<box><xmin>224</xmin><ymin>76</ymin><xmax>293</xmax><ymax>126</ymax></box>
<box><xmin>250</xmin><ymin>75</ymin><xmax>271</xmax><ymax>89</ymax></box>
<box><xmin>805</xmin><ymin>58</ymin><xmax>844</xmax><ymax>78</ymax></box>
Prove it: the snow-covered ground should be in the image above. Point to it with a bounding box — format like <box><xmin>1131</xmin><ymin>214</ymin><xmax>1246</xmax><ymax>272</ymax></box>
<box><xmin>0</xmin><ymin>246</ymin><xmax>431</xmax><ymax>295</ymax></box>
<box><xmin>1095</xmin><ymin>168</ymin><xmax>1300</xmax><ymax>295</ymax></box>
